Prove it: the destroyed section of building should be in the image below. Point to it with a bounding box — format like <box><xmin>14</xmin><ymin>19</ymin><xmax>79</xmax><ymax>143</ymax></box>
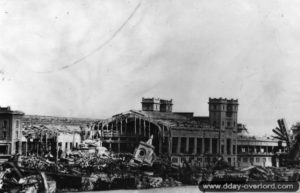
<box><xmin>91</xmin><ymin>97</ymin><xmax>285</xmax><ymax>168</ymax></box>
<box><xmin>0</xmin><ymin>106</ymin><xmax>24</xmax><ymax>159</ymax></box>
<box><xmin>90</xmin><ymin>110</ymin><xmax>168</xmax><ymax>155</ymax></box>
<box><xmin>21</xmin><ymin>115</ymin><xmax>101</xmax><ymax>156</ymax></box>
<box><xmin>22</xmin><ymin>124</ymin><xmax>82</xmax><ymax>159</ymax></box>
<box><xmin>0</xmin><ymin>112</ymin><xmax>100</xmax><ymax>161</ymax></box>
<box><xmin>22</xmin><ymin>114</ymin><xmax>100</xmax><ymax>126</ymax></box>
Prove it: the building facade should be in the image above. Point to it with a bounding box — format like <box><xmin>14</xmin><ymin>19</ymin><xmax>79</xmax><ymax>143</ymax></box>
<box><xmin>0</xmin><ymin>107</ymin><xmax>24</xmax><ymax>159</ymax></box>
<box><xmin>91</xmin><ymin>97</ymin><xmax>284</xmax><ymax>168</ymax></box>
<box><xmin>0</xmin><ymin>97</ymin><xmax>285</xmax><ymax>167</ymax></box>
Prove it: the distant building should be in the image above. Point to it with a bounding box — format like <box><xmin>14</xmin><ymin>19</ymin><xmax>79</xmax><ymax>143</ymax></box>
<box><xmin>0</xmin><ymin>106</ymin><xmax>24</xmax><ymax>159</ymax></box>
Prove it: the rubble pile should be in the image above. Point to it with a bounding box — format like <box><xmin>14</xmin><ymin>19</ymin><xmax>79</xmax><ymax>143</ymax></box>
<box><xmin>2</xmin><ymin>134</ymin><xmax>300</xmax><ymax>192</ymax></box>
<box><xmin>19</xmin><ymin>156</ymin><xmax>61</xmax><ymax>173</ymax></box>
<box><xmin>2</xmin><ymin>153</ymin><xmax>300</xmax><ymax>192</ymax></box>
<box><xmin>72</xmin><ymin>155</ymin><xmax>128</xmax><ymax>174</ymax></box>
<box><xmin>0</xmin><ymin>140</ymin><xmax>186</xmax><ymax>192</ymax></box>
<box><xmin>0</xmin><ymin>164</ymin><xmax>56</xmax><ymax>193</ymax></box>
<box><xmin>208</xmin><ymin>165</ymin><xmax>300</xmax><ymax>183</ymax></box>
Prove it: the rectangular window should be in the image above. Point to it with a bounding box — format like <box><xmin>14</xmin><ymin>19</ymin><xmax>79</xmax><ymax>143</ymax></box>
<box><xmin>250</xmin><ymin>157</ymin><xmax>254</xmax><ymax>163</ymax></box>
<box><xmin>226</xmin><ymin>112</ymin><xmax>233</xmax><ymax>117</ymax></box>
<box><xmin>3</xmin><ymin>120</ymin><xmax>7</xmax><ymax>128</ymax></box>
<box><xmin>189</xmin><ymin>138</ymin><xmax>194</xmax><ymax>154</ymax></box>
<box><xmin>16</xmin><ymin>120</ymin><xmax>19</xmax><ymax>128</ymax></box>
<box><xmin>0</xmin><ymin>145</ymin><xmax>8</xmax><ymax>154</ymax></box>
<box><xmin>212</xmin><ymin>138</ymin><xmax>218</xmax><ymax>154</ymax></box>
<box><xmin>256</xmin><ymin>158</ymin><xmax>260</xmax><ymax>162</ymax></box>
<box><xmin>181</xmin><ymin>138</ymin><xmax>186</xmax><ymax>153</ymax></box>
<box><xmin>3</xmin><ymin>131</ymin><xmax>6</xmax><ymax>139</ymax></box>
<box><xmin>204</xmin><ymin>138</ymin><xmax>210</xmax><ymax>153</ymax></box>
<box><xmin>227</xmin><ymin>105</ymin><xmax>232</xmax><ymax>111</ymax></box>
<box><xmin>233</xmin><ymin>145</ymin><xmax>236</xmax><ymax>154</ymax></box>
<box><xmin>227</xmin><ymin>157</ymin><xmax>231</xmax><ymax>163</ymax></box>
<box><xmin>243</xmin><ymin>157</ymin><xmax>248</xmax><ymax>163</ymax></box>
<box><xmin>237</xmin><ymin>146</ymin><xmax>242</xmax><ymax>153</ymax></box>
<box><xmin>197</xmin><ymin>138</ymin><xmax>202</xmax><ymax>154</ymax></box>
<box><xmin>162</xmin><ymin>137</ymin><xmax>168</xmax><ymax>153</ymax></box>
<box><xmin>227</xmin><ymin>138</ymin><xmax>231</xmax><ymax>155</ymax></box>
<box><xmin>172</xmin><ymin>137</ymin><xmax>178</xmax><ymax>154</ymax></box>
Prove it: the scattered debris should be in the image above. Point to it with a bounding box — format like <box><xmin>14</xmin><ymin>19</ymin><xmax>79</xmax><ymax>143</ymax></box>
<box><xmin>1</xmin><ymin>134</ymin><xmax>300</xmax><ymax>192</ymax></box>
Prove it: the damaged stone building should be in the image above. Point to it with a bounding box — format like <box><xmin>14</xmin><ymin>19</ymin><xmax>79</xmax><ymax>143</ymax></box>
<box><xmin>0</xmin><ymin>107</ymin><xmax>24</xmax><ymax>160</ymax></box>
<box><xmin>91</xmin><ymin>97</ymin><xmax>285</xmax><ymax>168</ymax></box>
<box><xmin>0</xmin><ymin>97</ymin><xmax>285</xmax><ymax>167</ymax></box>
<box><xmin>20</xmin><ymin>115</ymin><xmax>101</xmax><ymax>158</ymax></box>
<box><xmin>0</xmin><ymin>110</ymin><xmax>100</xmax><ymax>160</ymax></box>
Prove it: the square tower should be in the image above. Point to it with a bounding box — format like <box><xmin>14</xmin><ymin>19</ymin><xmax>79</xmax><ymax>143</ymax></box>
<box><xmin>141</xmin><ymin>98</ymin><xmax>173</xmax><ymax>112</ymax></box>
<box><xmin>159</xmin><ymin>99</ymin><xmax>173</xmax><ymax>112</ymax></box>
<box><xmin>141</xmin><ymin>98</ymin><xmax>161</xmax><ymax>111</ymax></box>
<box><xmin>208</xmin><ymin>98</ymin><xmax>238</xmax><ymax>131</ymax></box>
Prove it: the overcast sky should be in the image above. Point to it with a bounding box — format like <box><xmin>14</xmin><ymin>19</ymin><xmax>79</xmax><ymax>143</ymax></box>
<box><xmin>1</xmin><ymin>0</ymin><xmax>300</xmax><ymax>135</ymax></box>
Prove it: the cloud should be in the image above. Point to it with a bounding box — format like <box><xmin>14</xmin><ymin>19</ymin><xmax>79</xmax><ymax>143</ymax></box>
<box><xmin>1</xmin><ymin>0</ymin><xmax>300</xmax><ymax>135</ymax></box>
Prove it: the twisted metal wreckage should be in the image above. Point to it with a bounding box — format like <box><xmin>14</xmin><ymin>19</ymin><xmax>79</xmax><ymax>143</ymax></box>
<box><xmin>90</xmin><ymin>110</ymin><xmax>172</xmax><ymax>155</ymax></box>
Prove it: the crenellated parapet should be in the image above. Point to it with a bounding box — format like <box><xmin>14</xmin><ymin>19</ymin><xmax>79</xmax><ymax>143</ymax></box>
<box><xmin>141</xmin><ymin>97</ymin><xmax>173</xmax><ymax>112</ymax></box>
<box><xmin>209</xmin><ymin>97</ymin><xmax>238</xmax><ymax>105</ymax></box>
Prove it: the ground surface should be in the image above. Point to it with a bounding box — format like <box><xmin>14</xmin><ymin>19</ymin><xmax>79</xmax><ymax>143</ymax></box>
<box><xmin>69</xmin><ymin>186</ymin><xmax>200</xmax><ymax>193</ymax></box>
<box><xmin>70</xmin><ymin>185</ymin><xmax>295</xmax><ymax>193</ymax></box>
